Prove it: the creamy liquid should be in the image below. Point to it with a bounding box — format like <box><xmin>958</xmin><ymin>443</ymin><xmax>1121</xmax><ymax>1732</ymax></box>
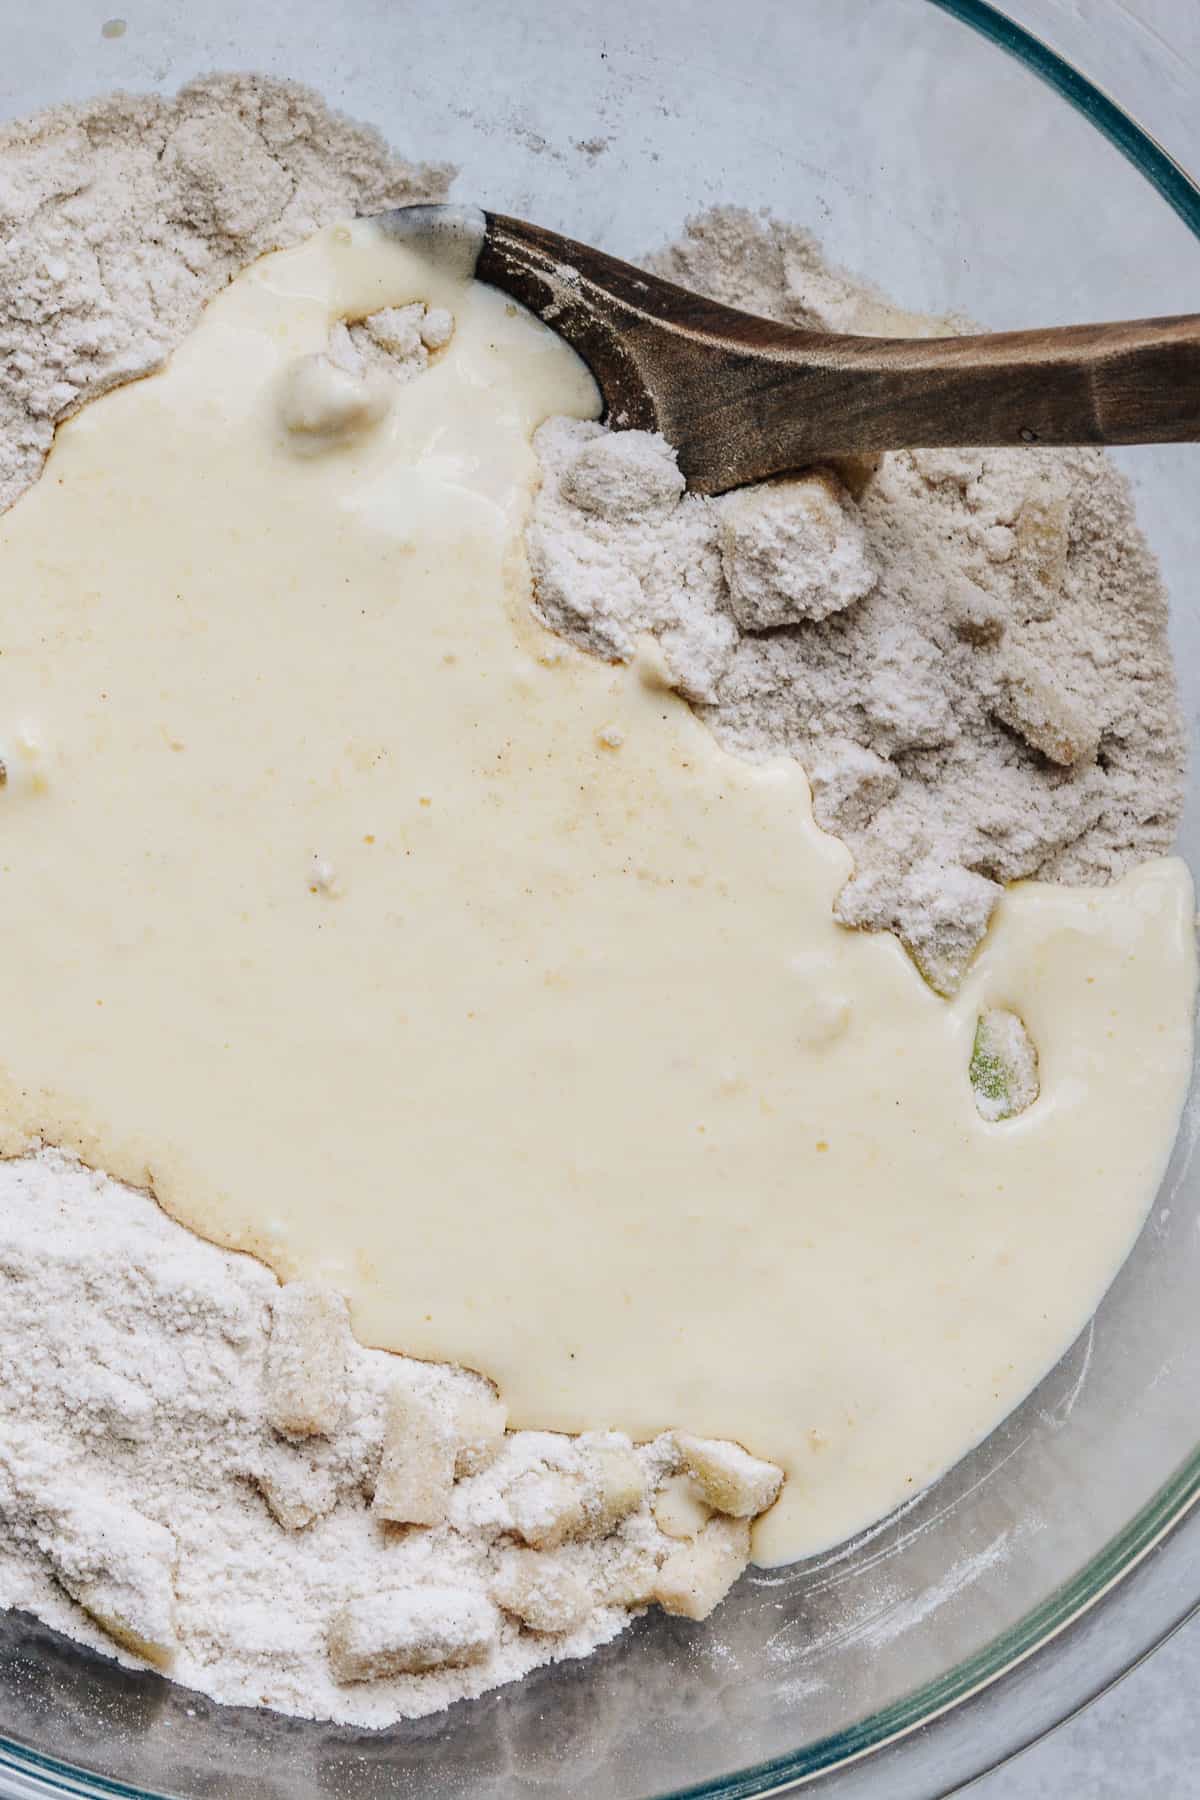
<box><xmin>0</xmin><ymin>223</ymin><xmax>1193</xmax><ymax>1565</ymax></box>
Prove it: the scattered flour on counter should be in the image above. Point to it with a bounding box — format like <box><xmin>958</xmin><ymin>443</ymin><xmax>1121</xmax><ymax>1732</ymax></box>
<box><xmin>529</xmin><ymin>210</ymin><xmax>1185</xmax><ymax>991</ymax></box>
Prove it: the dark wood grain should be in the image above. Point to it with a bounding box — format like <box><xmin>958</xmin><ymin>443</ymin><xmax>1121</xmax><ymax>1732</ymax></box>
<box><xmin>476</xmin><ymin>212</ymin><xmax>1200</xmax><ymax>495</ymax></box>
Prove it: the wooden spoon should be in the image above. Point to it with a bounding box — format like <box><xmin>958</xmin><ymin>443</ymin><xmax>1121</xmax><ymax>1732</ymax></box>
<box><xmin>376</xmin><ymin>203</ymin><xmax>1200</xmax><ymax>496</ymax></box>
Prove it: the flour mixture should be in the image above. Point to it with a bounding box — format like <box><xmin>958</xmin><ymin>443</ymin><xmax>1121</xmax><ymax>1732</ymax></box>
<box><xmin>0</xmin><ymin>77</ymin><xmax>1193</xmax><ymax>1728</ymax></box>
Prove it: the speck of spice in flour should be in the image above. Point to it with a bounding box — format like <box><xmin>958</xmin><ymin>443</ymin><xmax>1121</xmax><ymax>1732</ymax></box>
<box><xmin>0</xmin><ymin>77</ymin><xmax>1188</xmax><ymax>1725</ymax></box>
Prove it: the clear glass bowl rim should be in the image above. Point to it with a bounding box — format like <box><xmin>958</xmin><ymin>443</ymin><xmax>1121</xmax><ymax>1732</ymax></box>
<box><xmin>2</xmin><ymin>3</ymin><xmax>1199</xmax><ymax>1797</ymax></box>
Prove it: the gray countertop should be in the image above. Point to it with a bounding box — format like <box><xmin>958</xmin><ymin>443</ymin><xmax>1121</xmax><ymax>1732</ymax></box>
<box><xmin>970</xmin><ymin>1608</ymin><xmax>1200</xmax><ymax>1796</ymax></box>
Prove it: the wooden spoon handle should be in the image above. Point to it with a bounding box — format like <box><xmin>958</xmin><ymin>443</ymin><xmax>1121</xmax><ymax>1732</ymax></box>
<box><xmin>468</xmin><ymin>211</ymin><xmax>1200</xmax><ymax>493</ymax></box>
<box><xmin>669</xmin><ymin>315</ymin><xmax>1200</xmax><ymax>490</ymax></box>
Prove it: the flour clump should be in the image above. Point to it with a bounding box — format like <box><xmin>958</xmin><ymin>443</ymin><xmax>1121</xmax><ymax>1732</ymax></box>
<box><xmin>562</xmin><ymin>429</ymin><xmax>685</xmax><ymax>519</ymax></box>
<box><xmin>719</xmin><ymin>470</ymin><xmax>877</xmax><ymax>627</ymax></box>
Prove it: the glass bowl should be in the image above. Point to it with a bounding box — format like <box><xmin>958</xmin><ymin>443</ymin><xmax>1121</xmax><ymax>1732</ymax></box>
<box><xmin>2</xmin><ymin>2</ymin><xmax>1199</xmax><ymax>1794</ymax></box>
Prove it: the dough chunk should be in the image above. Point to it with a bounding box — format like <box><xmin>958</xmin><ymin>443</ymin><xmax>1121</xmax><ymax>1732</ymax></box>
<box><xmin>506</xmin><ymin>1469</ymin><xmax>588</xmax><ymax>1550</ymax></box>
<box><xmin>561</xmin><ymin>430</ymin><xmax>685</xmax><ymax>520</ymax></box>
<box><xmin>264</xmin><ymin>1281</ymin><xmax>349</xmax><ymax>1438</ymax></box>
<box><xmin>808</xmin><ymin>738</ymin><xmax>899</xmax><ymax>833</ymax></box>
<box><xmin>653</xmin><ymin>1516</ymin><xmax>751</xmax><ymax>1620</ymax></box>
<box><xmin>278</xmin><ymin>352</ymin><xmax>392</xmax><ymax>448</ymax></box>
<box><xmin>1015</xmin><ymin>487</ymin><xmax>1070</xmax><ymax>620</ymax></box>
<box><xmin>328</xmin><ymin>1588</ymin><xmax>499</xmax><ymax>1682</ymax></box>
<box><xmin>948</xmin><ymin>578</ymin><xmax>1006</xmax><ymax>646</ymax></box>
<box><xmin>653</xmin><ymin>1472</ymin><xmax>714</xmax><ymax>1540</ymax></box>
<box><xmin>52</xmin><ymin>1498</ymin><xmax>177</xmax><ymax>1668</ymax></box>
<box><xmin>420</xmin><ymin>307</ymin><xmax>455</xmax><ymax>350</ymax></box>
<box><xmin>450</xmin><ymin>1385</ymin><xmax>507</xmax><ymax>1478</ymax></box>
<box><xmin>248</xmin><ymin>1449</ymin><xmax>338</xmax><ymax>1532</ymax></box>
<box><xmin>492</xmin><ymin>1550</ymin><xmax>592</xmax><ymax>1633</ymax></box>
<box><xmin>969</xmin><ymin>1009</ymin><xmax>1040</xmax><ymax>1122</ymax></box>
<box><xmin>372</xmin><ymin>1387</ymin><xmax>455</xmax><ymax>1525</ymax></box>
<box><xmin>992</xmin><ymin>648</ymin><xmax>1098</xmax><ymax>767</ymax></box>
<box><xmin>599</xmin><ymin>1546</ymin><xmax>659</xmax><ymax>1607</ymax></box>
<box><xmin>584</xmin><ymin>1443</ymin><xmax>646</xmax><ymax>1532</ymax></box>
<box><xmin>361</xmin><ymin>304</ymin><xmax>424</xmax><ymax>359</ymax></box>
<box><xmin>718</xmin><ymin>471</ymin><xmax>876</xmax><ymax>627</ymax></box>
<box><xmin>674</xmin><ymin>1433</ymin><xmax>784</xmax><ymax>1518</ymax></box>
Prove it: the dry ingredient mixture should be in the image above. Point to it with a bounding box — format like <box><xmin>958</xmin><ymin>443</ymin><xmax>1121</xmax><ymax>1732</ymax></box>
<box><xmin>0</xmin><ymin>75</ymin><xmax>1189</xmax><ymax>1727</ymax></box>
<box><xmin>0</xmin><ymin>1153</ymin><xmax>777</xmax><ymax>1724</ymax></box>
<box><xmin>530</xmin><ymin>220</ymin><xmax>1185</xmax><ymax>989</ymax></box>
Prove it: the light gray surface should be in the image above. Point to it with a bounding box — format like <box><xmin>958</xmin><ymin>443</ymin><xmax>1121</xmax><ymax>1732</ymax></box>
<box><xmin>970</xmin><ymin>1610</ymin><xmax>1200</xmax><ymax>1797</ymax></box>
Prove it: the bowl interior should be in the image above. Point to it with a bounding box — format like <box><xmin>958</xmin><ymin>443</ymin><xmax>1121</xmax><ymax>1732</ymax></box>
<box><xmin>2</xmin><ymin>2</ymin><xmax>1200</xmax><ymax>1796</ymax></box>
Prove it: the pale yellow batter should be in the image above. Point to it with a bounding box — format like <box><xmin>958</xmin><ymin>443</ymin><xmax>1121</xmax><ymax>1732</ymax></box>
<box><xmin>0</xmin><ymin>223</ymin><xmax>1193</xmax><ymax>1565</ymax></box>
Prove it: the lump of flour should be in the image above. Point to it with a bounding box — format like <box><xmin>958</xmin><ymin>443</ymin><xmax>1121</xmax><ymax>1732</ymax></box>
<box><xmin>528</xmin><ymin>420</ymin><xmax>736</xmax><ymax>703</ymax></box>
<box><xmin>278</xmin><ymin>308</ymin><xmax>457</xmax><ymax>450</ymax></box>
<box><xmin>529</xmin><ymin>210</ymin><xmax>1185</xmax><ymax>992</ymax></box>
<box><xmin>719</xmin><ymin>472</ymin><xmax>877</xmax><ymax>627</ymax></box>
<box><xmin>277</xmin><ymin>350</ymin><xmax>394</xmax><ymax>448</ymax></box>
<box><xmin>561</xmin><ymin>428</ymin><xmax>686</xmax><ymax>518</ymax></box>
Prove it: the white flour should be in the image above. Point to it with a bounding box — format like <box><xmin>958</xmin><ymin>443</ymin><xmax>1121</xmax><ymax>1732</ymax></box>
<box><xmin>0</xmin><ymin>78</ymin><xmax>1188</xmax><ymax>1723</ymax></box>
